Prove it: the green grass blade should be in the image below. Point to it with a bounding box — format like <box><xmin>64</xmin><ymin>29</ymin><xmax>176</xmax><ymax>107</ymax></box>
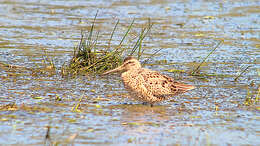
<box><xmin>130</xmin><ymin>22</ymin><xmax>153</xmax><ymax>57</ymax></box>
<box><xmin>118</xmin><ymin>19</ymin><xmax>135</xmax><ymax>47</ymax></box>
<box><xmin>117</xmin><ymin>19</ymin><xmax>135</xmax><ymax>56</ymax></box>
<box><xmin>87</xmin><ymin>10</ymin><xmax>98</xmax><ymax>48</ymax></box>
<box><xmin>192</xmin><ymin>40</ymin><xmax>222</xmax><ymax>75</ymax></box>
<box><xmin>234</xmin><ymin>65</ymin><xmax>251</xmax><ymax>81</ymax></box>
<box><xmin>108</xmin><ymin>19</ymin><xmax>120</xmax><ymax>48</ymax></box>
<box><xmin>143</xmin><ymin>48</ymin><xmax>164</xmax><ymax>64</ymax></box>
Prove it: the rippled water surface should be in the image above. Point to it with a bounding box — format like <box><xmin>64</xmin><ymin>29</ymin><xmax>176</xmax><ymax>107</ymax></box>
<box><xmin>0</xmin><ymin>0</ymin><xmax>259</xmax><ymax>145</ymax></box>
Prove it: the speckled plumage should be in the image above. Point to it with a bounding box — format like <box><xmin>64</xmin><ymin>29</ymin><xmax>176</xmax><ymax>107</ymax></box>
<box><xmin>103</xmin><ymin>57</ymin><xmax>195</xmax><ymax>105</ymax></box>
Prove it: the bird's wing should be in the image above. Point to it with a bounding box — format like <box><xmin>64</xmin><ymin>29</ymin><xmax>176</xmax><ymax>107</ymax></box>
<box><xmin>139</xmin><ymin>69</ymin><xmax>192</xmax><ymax>99</ymax></box>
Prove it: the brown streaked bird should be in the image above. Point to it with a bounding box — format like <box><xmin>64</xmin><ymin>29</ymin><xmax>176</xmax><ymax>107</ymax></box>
<box><xmin>103</xmin><ymin>56</ymin><xmax>195</xmax><ymax>106</ymax></box>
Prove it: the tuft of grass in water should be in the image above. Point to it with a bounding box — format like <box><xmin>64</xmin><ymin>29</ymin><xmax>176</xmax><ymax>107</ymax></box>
<box><xmin>61</xmin><ymin>13</ymin><xmax>153</xmax><ymax>77</ymax></box>
<box><xmin>191</xmin><ymin>40</ymin><xmax>222</xmax><ymax>75</ymax></box>
<box><xmin>1</xmin><ymin>15</ymin><xmax>153</xmax><ymax>78</ymax></box>
<box><xmin>71</xmin><ymin>94</ymin><xmax>84</xmax><ymax>112</ymax></box>
<box><xmin>32</xmin><ymin>48</ymin><xmax>57</xmax><ymax>77</ymax></box>
<box><xmin>244</xmin><ymin>86</ymin><xmax>259</xmax><ymax>106</ymax></box>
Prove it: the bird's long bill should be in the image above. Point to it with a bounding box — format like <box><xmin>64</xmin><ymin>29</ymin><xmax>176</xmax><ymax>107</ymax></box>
<box><xmin>102</xmin><ymin>65</ymin><xmax>123</xmax><ymax>75</ymax></box>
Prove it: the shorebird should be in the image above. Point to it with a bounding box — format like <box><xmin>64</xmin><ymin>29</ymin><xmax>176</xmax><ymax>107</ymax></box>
<box><xmin>103</xmin><ymin>57</ymin><xmax>195</xmax><ymax>106</ymax></box>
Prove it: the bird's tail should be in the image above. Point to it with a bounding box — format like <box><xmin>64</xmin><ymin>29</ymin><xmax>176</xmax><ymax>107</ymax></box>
<box><xmin>173</xmin><ymin>82</ymin><xmax>195</xmax><ymax>93</ymax></box>
<box><xmin>180</xmin><ymin>84</ymin><xmax>195</xmax><ymax>91</ymax></box>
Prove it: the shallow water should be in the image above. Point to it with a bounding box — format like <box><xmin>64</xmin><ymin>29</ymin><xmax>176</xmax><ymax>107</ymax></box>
<box><xmin>0</xmin><ymin>0</ymin><xmax>259</xmax><ymax>145</ymax></box>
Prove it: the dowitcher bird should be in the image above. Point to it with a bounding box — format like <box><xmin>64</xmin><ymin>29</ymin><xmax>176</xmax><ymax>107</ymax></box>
<box><xmin>103</xmin><ymin>57</ymin><xmax>195</xmax><ymax>106</ymax></box>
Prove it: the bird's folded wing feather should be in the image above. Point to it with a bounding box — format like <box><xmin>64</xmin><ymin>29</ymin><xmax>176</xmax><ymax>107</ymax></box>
<box><xmin>138</xmin><ymin>69</ymin><xmax>180</xmax><ymax>98</ymax></box>
<box><xmin>139</xmin><ymin>68</ymin><xmax>194</xmax><ymax>98</ymax></box>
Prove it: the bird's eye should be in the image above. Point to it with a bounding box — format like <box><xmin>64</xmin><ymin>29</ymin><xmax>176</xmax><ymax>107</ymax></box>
<box><xmin>125</xmin><ymin>61</ymin><xmax>134</xmax><ymax>65</ymax></box>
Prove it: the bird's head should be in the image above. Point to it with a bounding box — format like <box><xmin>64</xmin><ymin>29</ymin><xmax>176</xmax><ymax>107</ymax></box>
<box><xmin>102</xmin><ymin>56</ymin><xmax>141</xmax><ymax>75</ymax></box>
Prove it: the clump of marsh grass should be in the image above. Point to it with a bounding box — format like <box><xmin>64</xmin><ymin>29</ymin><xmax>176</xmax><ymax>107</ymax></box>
<box><xmin>61</xmin><ymin>13</ymin><xmax>153</xmax><ymax>77</ymax></box>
